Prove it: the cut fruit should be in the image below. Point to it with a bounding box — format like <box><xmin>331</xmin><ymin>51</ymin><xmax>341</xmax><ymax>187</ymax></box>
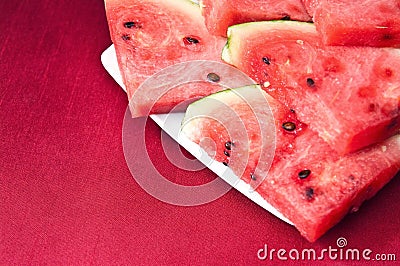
<box><xmin>105</xmin><ymin>0</ymin><xmax>227</xmax><ymax>115</ymax></box>
<box><xmin>223</xmin><ymin>21</ymin><xmax>400</xmax><ymax>155</ymax></box>
<box><xmin>181</xmin><ymin>86</ymin><xmax>400</xmax><ymax>242</ymax></box>
<box><xmin>301</xmin><ymin>0</ymin><xmax>319</xmax><ymax>17</ymax></box>
<box><xmin>128</xmin><ymin>61</ymin><xmax>256</xmax><ymax>117</ymax></box>
<box><xmin>305</xmin><ymin>0</ymin><xmax>400</xmax><ymax>47</ymax></box>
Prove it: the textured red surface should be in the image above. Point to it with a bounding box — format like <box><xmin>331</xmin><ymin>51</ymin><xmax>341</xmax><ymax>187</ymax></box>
<box><xmin>0</xmin><ymin>0</ymin><xmax>399</xmax><ymax>264</ymax></box>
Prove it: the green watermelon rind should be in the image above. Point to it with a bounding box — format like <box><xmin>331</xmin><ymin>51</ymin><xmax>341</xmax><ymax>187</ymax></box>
<box><xmin>222</xmin><ymin>20</ymin><xmax>316</xmax><ymax>64</ymax></box>
<box><xmin>182</xmin><ymin>84</ymin><xmax>262</xmax><ymax>125</ymax></box>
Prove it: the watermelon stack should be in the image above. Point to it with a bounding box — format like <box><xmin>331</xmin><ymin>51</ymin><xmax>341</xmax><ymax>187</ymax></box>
<box><xmin>104</xmin><ymin>0</ymin><xmax>400</xmax><ymax>242</ymax></box>
<box><xmin>181</xmin><ymin>85</ymin><xmax>400</xmax><ymax>242</ymax></box>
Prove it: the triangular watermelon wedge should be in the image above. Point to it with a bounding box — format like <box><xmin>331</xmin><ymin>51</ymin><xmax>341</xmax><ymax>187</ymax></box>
<box><xmin>222</xmin><ymin>21</ymin><xmax>400</xmax><ymax>155</ymax></box>
<box><xmin>181</xmin><ymin>86</ymin><xmax>400</xmax><ymax>242</ymax></box>
<box><xmin>104</xmin><ymin>0</ymin><xmax>227</xmax><ymax>116</ymax></box>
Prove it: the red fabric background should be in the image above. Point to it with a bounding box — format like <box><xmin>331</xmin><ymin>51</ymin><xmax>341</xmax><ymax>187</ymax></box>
<box><xmin>0</xmin><ymin>0</ymin><xmax>399</xmax><ymax>264</ymax></box>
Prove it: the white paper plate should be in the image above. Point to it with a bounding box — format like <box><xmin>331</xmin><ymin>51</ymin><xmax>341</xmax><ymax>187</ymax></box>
<box><xmin>101</xmin><ymin>44</ymin><xmax>293</xmax><ymax>225</ymax></box>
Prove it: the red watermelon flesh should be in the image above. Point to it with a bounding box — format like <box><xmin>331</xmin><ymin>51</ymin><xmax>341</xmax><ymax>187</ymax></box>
<box><xmin>181</xmin><ymin>86</ymin><xmax>400</xmax><ymax>242</ymax></box>
<box><xmin>312</xmin><ymin>0</ymin><xmax>400</xmax><ymax>47</ymax></box>
<box><xmin>301</xmin><ymin>0</ymin><xmax>319</xmax><ymax>17</ymax></box>
<box><xmin>223</xmin><ymin>21</ymin><xmax>400</xmax><ymax>155</ymax></box>
<box><xmin>200</xmin><ymin>0</ymin><xmax>311</xmax><ymax>37</ymax></box>
<box><xmin>263</xmin><ymin>131</ymin><xmax>400</xmax><ymax>242</ymax></box>
<box><xmin>104</xmin><ymin>0</ymin><xmax>226</xmax><ymax>109</ymax></box>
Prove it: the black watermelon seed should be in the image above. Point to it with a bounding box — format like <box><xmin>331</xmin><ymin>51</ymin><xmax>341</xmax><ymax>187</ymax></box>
<box><xmin>387</xmin><ymin>117</ymin><xmax>398</xmax><ymax>130</ymax></box>
<box><xmin>306</xmin><ymin>78</ymin><xmax>315</xmax><ymax>87</ymax></box>
<box><xmin>184</xmin><ymin>36</ymin><xmax>200</xmax><ymax>44</ymax></box>
<box><xmin>305</xmin><ymin>187</ymin><xmax>314</xmax><ymax>200</ymax></box>
<box><xmin>282</xmin><ymin>122</ymin><xmax>296</xmax><ymax>132</ymax></box>
<box><xmin>225</xmin><ymin>141</ymin><xmax>232</xmax><ymax>150</ymax></box>
<box><xmin>122</xmin><ymin>34</ymin><xmax>130</xmax><ymax>41</ymax></box>
<box><xmin>124</xmin><ymin>21</ymin><xmax>138</xmax><ymax>28</ymax></box>
<box><xmin>262</xmin><ymin>57</ymin><xmax>271</xmax><ymax>65</ymax></box>
<box><xmin>298</xmin><ymin>169</ymin><xmax>311</xmax><ymax>179</ymax></box>
<box><xmin>224</xmin><ymin>150</ymin><xmax>230</xmax><ymax>157</ymax></box>
<box><xmin>207</xmin><ymin>72</ymin><xmax>221</xmax><ymax>82</ymax></box>
<box><xmin>290</xmin><ymin>109</ymin><xmax>295</xmax><ymax>113</ymax></box>
<box><xmin>250</xmin><ymin>173</ymin><xmax>257</xmax><ymax>181</ymax></box>
<box><xmin>282</xmin><ymin>15</ymin><xmax>291</xmax><ymax>20</ymax></box>
<box><xmin>383</xmin><ymin>34</ymin><xmax>393</xmax><ymax>40</ymax></box>
<box><xmin>368</xmin><ymin>103</ymin><xmax>376</xmax><ymax>112</ymax></box>
<box><xmin>222</xmin><ymin>162</ymin><xmax>228</xmax><ymax>166</ymax></box>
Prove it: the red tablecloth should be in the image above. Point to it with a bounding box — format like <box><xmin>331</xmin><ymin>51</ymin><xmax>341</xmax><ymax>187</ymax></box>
<box><xmin>1</xmin><ymin>0</ymin><xmax>399</xmax><ymax>264</ymax></box>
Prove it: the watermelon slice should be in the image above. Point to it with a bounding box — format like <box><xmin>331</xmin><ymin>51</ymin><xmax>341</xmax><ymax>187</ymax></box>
<box><xmin>223</xmin><ymin>21</ymin><xmax>400</xmax><ymax>155</ymax></box>
<box><xmin>181</xmin><ymin>86</ymin><xmax>400</xmax><ymax>242</ymax></box>
<box><xmin>128</xmin><ymin>61</ymin><xmax>256</xmax><ymax>117</ymax></box>
<box><xmin>104</xmin><ymin>0</ymin><xmax>227</xmax><ymax>114</ymax></box>
<box><xmin>200</xmin><ymin>0</ymin><xmax>311</xmax><ymax>37</ymax></box>
<box><xmin>181</xmin><ymin>85</ymin><xmax>306</xmax><ymax>189</ymax></box>
<box><xmin>307</xmin><ymin>0</ymin><xmax>400</xmax><ymax>47</ymax></box>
